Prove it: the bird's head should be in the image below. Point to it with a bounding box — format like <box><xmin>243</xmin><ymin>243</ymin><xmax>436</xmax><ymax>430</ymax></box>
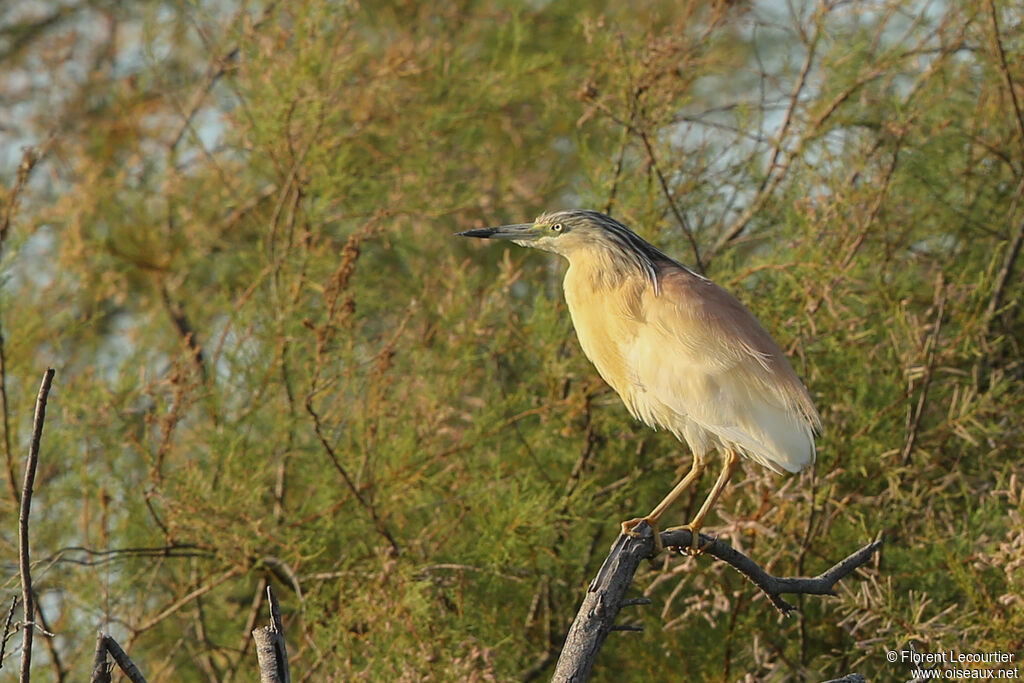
<box><xmin>457</xmin><ymin>210</ymin><xmax>615</xmax><ymax>258</ymax></box>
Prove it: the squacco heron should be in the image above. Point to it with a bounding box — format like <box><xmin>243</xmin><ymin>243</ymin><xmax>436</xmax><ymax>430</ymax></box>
<box><xmin>458</xmin><ymin>210</ymin><xmax>820</xmax><ymax>554</ymax></box>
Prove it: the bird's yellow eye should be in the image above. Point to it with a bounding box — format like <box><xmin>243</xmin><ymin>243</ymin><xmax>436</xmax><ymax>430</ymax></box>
<box><xmin>552</xmin><ymin>223</ymin><xmax>563</xmax><ymax>233</ymax></box>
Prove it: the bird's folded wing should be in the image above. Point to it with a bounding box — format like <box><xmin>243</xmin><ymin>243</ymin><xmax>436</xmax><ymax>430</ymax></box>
<box><xmin>622</xmin><ymin>269</ymin><xmax>819</xmax><ymax>473</ymax></box>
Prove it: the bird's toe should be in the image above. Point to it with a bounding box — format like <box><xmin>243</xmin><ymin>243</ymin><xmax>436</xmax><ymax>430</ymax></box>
<box><xmin>664</xmin><ymin>523</ymin><xmax>710</xmax><ymax>556</ymax></box>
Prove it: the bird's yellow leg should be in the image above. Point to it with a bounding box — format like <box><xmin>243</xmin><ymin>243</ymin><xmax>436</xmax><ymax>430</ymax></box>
<box><xmin>666</xmin><ymin>449</ymin><xmax>739</xmax><ymax>555</ymax></box>
<box><xmin>620</xmin><ymin>454</ymin><xmax>707</xmax><ymax>554</ymax></box>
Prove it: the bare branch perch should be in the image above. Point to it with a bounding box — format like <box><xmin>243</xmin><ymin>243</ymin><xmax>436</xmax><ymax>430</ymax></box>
<box><xmin>660</xmin><ymin>529</ymin><xmax>883</xmax><ymax>614</ymax></box>
<box><xmin>252</xmin><ymin>586</ymin><xmax>291</xmax><ymax>683</ymax></box>
<box><xmin>552</xmin><ymin>524</ymin><xmax>881</xmax><ymax>683</ymax></box>
<box><xmin>90</xmin><ymin>633</ymin><xmax>111</xmax><ymax>683</ymax></box>
<box><xmin>551</xmin><ymin>526</ymin><xmax>658</xmax><ymax>683</ymax></box>
<box><xmin>18</xmin><ymin>368</ymin><xmax>55</xmax><ymax>683</ymax></box>
<box><xmin>90</xmin><ymin>635</ymin><xmax>147</xmax><ymax>683</ymax></box>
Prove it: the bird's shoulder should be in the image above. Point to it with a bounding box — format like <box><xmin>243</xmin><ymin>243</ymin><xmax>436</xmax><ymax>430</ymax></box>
<box><xmin>649</xmin><ymin>263</ymin><xmax>788</xmax><ymax>363</ymax></box>
<box><xmin>655</xmin><ymin>264</ymin><xmax>753</xmax><ymax>321</ymax></box>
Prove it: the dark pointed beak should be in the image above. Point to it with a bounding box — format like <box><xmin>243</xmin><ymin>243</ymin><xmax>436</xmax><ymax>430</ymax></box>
<box><xmin>456</xmin><ymin>223</ymin><xmax>538</xmax><ymax>240</ymax></box>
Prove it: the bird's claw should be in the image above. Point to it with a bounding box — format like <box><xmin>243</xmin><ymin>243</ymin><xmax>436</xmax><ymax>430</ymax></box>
<box><xmin>664</xmin><ymin>524</ymin><xmax>711</xmax><ymax>556</ymax></box>
<box><xmin>620</xmin><ymin>517</ymin><xmax>663</xmax><ymax>556</ymax></box>
<box><xmin>619</xmin><ymin>517</ymin><xmax>644</xmax><ymax>537</ymax></box>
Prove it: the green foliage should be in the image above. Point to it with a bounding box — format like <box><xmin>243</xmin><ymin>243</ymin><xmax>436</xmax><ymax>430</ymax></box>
<box><xmin>1</xmin><ymin>0</ymin><xmax>1022</xmax><ymax>679</ymax></box>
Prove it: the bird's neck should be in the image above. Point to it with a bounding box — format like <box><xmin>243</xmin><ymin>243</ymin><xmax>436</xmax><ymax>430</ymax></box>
<box><xmin>564</xmin><ymin>246</ymin><xmax>659</xmax><ymax>293</ymax></box>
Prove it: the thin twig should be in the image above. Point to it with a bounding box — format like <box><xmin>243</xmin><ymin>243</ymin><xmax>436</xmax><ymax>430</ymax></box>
<box><xmin>2</xmin><ymin>147</ymin><xmax>44</xmax><ymax>506</ymax></box>
<box><xmin>635</xmin><ymin>128</ymin><xmax>704</xmax><ymax>273</ymax></box>
<box><xmin>982</xmin><ymin>167</ymin><xmax>1024</xmax><ymax>335</ymax></box>
<box><xmin>134</xmin><ymin>565</ymin><xmax>244</xmax><ymax>634</ymax></box>
<box><xmin>986</xmin><ymin>0</ymin><xmax>1024</xmax><ymax>149</ymax></box>
<box><xmin>0</xmin><ymin>325</ymin><xmax>13</xmax><ymax>504</ymax></box>
<box><xmin>31</xmin><ymin>599</ymin><xmax>64</xmax><ymax>681</ymax></box>
<box><xmin>232</xmin><ymin>575</ymin><xmax>268</xmax><ymax>676</ymax></box>
<box><xmin>0</xmin><ymin>146</ymin><xmax>40</xmax><ymax>247</ymax></box>
<box><xmin>191</xmin><ymin>565</ymin><xmax>221</xmax><ymax>681</ymax></box>
<box><xmin>38</xmin><ymin>543</ymin><xmax>210</xmax><ymax>567</ymax></box>
<box><xmin>159</xmin><ymin>283</ymin><xmax>207</xmax><ymax>381</ymax></box>
<box><xmin>167</xmin><ymin>3</ymin><xmax>277</xmax><ymax>155</ymax></box>
<box><xmin>806</xmin><ymin>135</ymin><xmax>905</xmax><ymax>319</ymax></box>
<box><xmin>714</xmin><ymin>4</ymin><xmax>821</xmax><ymax>250</ymax></box>
<box><xmin>603</xmin><ymin>128</ymin><xmax>630</xmax><ymax>216</ymax></box>
<box><xmin>305</xmin><ymin>398</ymin><xmax>400</xmax><ymax>555</ymax></box>
<box><xmin>986</xmin><ymin>218</ymin><xmax>1024</xmax><ymax>325</ymax></box>
<box><xmin>0</xmin><ymin>595</ymin><xmax>17</xmax><ymax>668</ymax></box>
<box><xmin>902</xmin><ymin>276</ymin><xmax>947</xmax><ymax>464</ymax></box>
<box><xmin>18</xmin><ymin>368</ymin><xmax>55</xmax><ymax>683</ymax></box>
<box><xmin>588</xmin><ymin>83</ymin><xmax>703</xmax><ymax>269</ymax></box>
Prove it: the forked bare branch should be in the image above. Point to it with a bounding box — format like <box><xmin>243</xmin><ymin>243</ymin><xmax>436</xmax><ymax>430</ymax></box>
<box><xmin>552</xmin><ymin>524</ymin><xmax>882</xmax><ymax>683</ymax></box>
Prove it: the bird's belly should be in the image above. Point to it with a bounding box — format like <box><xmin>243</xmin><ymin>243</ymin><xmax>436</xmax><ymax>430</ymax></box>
<box><xmin>569</xmin><ymin>316</ymin><xmax>718</xmax><ymax>456</ymax></box>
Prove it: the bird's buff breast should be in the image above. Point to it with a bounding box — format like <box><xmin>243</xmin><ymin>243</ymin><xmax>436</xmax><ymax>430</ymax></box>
<box><xmin>561</xmin><ymin>264</ymin><xmax>717</xmax><ymax>452</ymax></box>
<box><xmin>562</xmin><ymin>265</ymin><xmax>653</xmax><ymax>418</ymax></box>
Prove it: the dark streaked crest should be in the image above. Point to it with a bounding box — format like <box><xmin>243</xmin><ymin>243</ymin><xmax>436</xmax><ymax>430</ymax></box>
<box><xmin>539</xmin><ymin>210</ymin><xmax>702</xmax><ymax>293</ymax></box>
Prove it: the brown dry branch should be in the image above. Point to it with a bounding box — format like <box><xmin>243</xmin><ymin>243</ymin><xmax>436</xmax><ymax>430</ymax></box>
<box><xmin>252</xmin><ymin>586</ymin><xmax>291</xmax><ymax>683</ymax></box>
<box><xmin>191</xmin><ymin>567</ymin><xmax>220</xmax><ymax>681</ymax></box>
<box><xmin>159</xmin><ymin>283</ymin><xmax>207</xmax><ymax>382</ymax></box>
<box><xmin>131</xmin><ymin>565</ymin><xmax>245</xmax><ymax>637</ymax></box>
<box><xmin>0</xmin><ymin>325</ymin><xmax>12</xmax><ymax>506</ymax></box>
<box><xmin>0</xmin><ymin>596</ymin><xmax>16</xmax><ymax>670</ymax></box>
<box><xmin>711</xmin><ymin>0</ymin><xmax>824</xmax><ymax>252</ymax></box>
<box><xmin>551</xmin><ymin>524</ymin><xmax>882</xmax><ymax>683</ymax></box>
<box><xmin>30</xmin><ymin>602</ymin><xmax>63</xmax><ymax>682</ymax></box>
<box><xmin>2</xmin><ymin>146</ymin><xmax>45</xmax><ymax>506</ymax></box>
<box><xmin>901</xmin><ymin>276</ymin><xmax>948</xmax><ymax>465</ymax></box>
<box><xmin>305</xmin><ymin>398</ymin><xmax>401</xmax><ymax>555</ymax></box>
<box><xmin>985</xmin><ymin>0</ymin><xmax>1024</xmax><ymax>148</ymax></box>
<box><xmin>635</xmin><ymin>127</ymin><xmax>704</xmax><ymax>273</ymax></box>
<box><xmin>0</xmin><ymin>146</ymin><xmax>40</xmax><ymax>247</ymax></box>
<box><xmin>18</xmin><ymin>368</ymin><xmax>55</xmax><ymax>683</ymax></box>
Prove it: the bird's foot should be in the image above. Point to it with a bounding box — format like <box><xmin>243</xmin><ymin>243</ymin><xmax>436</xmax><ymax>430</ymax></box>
<box><xmin>620</xmin><ymin>516</ymin><xmax>663</xmax><ymax>556</ymax></box>
<box><xmin>663</xmin><ymin>523</ymin><xmax>711</xmax><ymax>556</ymax></box>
